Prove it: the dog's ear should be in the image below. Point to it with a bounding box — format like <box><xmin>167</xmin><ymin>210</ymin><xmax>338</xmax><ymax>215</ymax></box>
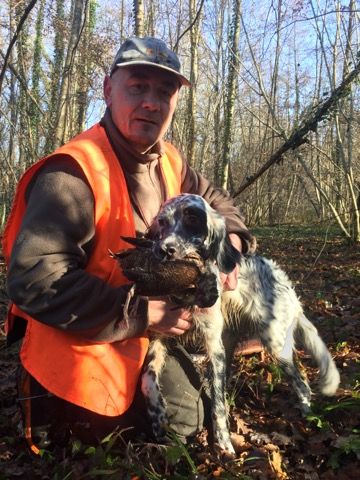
<box><xmin>146</xmin><ymin>219</ymin><xmax>161</xmax><ymax>240</ymax></box>
<box><xmin>204</xmin><ymin>204</ymin><xmax>241</xmax><ymax>273</ymax></box>
<box><xmin>216</xmin><ymin>234</ymin><xmax>241</xmax><ymax>273</ymax></box>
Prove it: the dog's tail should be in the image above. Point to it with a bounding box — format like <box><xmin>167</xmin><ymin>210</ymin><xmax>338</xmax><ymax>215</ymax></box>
<box><xmin>296</xmin><ymin>313</ymin><xmax>340</xmax><ymax>396</ymax></box>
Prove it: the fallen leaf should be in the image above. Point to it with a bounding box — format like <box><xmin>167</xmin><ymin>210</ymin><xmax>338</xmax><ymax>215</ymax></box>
<box><xmin>269</xmin><ymin>449</ymin><xmax>288</xmax><ymax>479</ymax></box>
<box><xmin>230</xmin><ymin>432</ymin><xmax>250</xmax><ymax>453</ymax></box>
<box><xmin>232</xmin><ymin>413</ymin><xmax>252</xmax><ymax>435</ymax></box>
<box><xmin>212</xmin><ymin>466</ymin><xmax>225</xmax><ymax>477</ymax></box>
<box><xmin>270</xmin><ymin>432</ymin><xmax>294</xmax><ymax>447</ymax></box>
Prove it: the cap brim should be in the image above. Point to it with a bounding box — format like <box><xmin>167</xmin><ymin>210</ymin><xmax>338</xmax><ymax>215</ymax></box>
<box><xmin>112</xmin><ymin>60</ymin><xmax>191</xmax><ymax>87</ymax></box>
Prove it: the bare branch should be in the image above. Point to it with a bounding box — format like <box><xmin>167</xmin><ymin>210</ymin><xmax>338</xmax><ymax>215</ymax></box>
<box><xmin>0</xmin><ymin>0</ymin><xmax>38</xmax><ymax>95</ymax></box>
<box><xmin>0</xmin><ymin>49</ymin><xmax>43</xmax><ymax>115</ymax></box>
<box><xmin>233</xmin><ymin>51</ymin><xmax>360</xmax><ymax>198</ymax></box>
<box><xmin>174</xmin><ymin>0</ymin><xmax>206</xmax><ymax>51</ymax></box>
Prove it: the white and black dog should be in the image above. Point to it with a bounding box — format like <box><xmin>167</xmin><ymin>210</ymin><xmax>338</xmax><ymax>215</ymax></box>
<box><xmin>140</xmin><ymin>194</ymin><xmax>340</xmax><ymax>453</ymax></box>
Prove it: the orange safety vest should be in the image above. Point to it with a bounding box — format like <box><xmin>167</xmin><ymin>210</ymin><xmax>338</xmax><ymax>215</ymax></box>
<box><xmin>2</xmin><ymin>123</ymin><xmax>182</xmax><ymax>416</ymax></box>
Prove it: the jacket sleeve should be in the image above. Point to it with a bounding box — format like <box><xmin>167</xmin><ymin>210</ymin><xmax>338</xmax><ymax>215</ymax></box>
<box><xmin>181</xmin><ymin>160</ymin><xmax>256</xmax><ymax>253</ymax></box>
<box><xmin>6</xmin><ymin>155</ymin><xmax>148</xmax><ymax>343</ymax></box>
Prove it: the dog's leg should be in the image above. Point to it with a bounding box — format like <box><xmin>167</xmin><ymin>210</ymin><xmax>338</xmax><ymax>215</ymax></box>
<box><xmin>222</xmin><ymin>327</ymin><xmax>241</xmax><ymax>381</ymax></box>
<box><xmin>260</xmin><ymin>316</ymin><xmax>312</xmax><ymax>413</ymax></box>
<box><xmin>141</xmin><ymin>338</ymin><xmax>169</xmax><ymax>440</ymax></box>
<box><xmin>199</xmin><ymin>303</ymin><xmax>235</xmax><ymax>454</ymax></box>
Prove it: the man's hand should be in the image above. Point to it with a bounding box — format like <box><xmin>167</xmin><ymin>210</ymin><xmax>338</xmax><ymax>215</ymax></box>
<box><xmin>219</xmin><ymin>233</ymin><xmax>241</xmax><ymax>291</ymax></box>
<box><xmin>220</xmin><ymin>263</ymin><xmax>239</xmax><ymax>291</ymax></box>
<box><xmin>147</xmin><ymin>298</ymin><xmax>193</xmax><ymax>335</ymax></box>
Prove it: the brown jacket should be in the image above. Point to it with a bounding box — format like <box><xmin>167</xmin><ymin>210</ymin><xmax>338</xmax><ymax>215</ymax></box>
<box><xmin>6</xmin><ymin>110</ymin><xmax>255</xmax><ymax>343</ymax></box>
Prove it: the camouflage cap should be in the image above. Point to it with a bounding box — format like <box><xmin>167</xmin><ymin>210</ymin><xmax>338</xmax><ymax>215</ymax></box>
<box><xmin>110</xmin><ymin>37</ymin><xmax>191</xmax><ymax>87</ymax></box>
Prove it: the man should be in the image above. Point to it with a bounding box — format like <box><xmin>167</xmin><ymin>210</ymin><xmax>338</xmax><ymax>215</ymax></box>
<box><xmin>3</xmin><ymin>37</ymin><xmax>256</xmax><ymax>452</ymax></box>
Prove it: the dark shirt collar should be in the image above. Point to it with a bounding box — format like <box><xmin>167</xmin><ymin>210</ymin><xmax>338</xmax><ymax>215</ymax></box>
<box><xmin>100</xmin><ymin>108</ymin><xmax>164</xmax><ymax>171</ymax></box>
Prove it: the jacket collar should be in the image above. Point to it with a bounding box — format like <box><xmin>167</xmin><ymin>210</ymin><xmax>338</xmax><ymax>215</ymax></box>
<box><xmin>100</xmin><ymin>108</ymin><xmax>165</xmax><ymax>173</ymax></box>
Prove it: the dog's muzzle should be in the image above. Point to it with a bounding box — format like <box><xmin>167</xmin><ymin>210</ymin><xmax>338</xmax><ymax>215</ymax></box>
<box><xmin>154</xmin><ymin>239</ymin><xmax>180</xmax><ymax>260</ymax></box>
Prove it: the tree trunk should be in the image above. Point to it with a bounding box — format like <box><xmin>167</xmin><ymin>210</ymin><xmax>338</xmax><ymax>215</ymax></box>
<box><xmin>45</xmin><ymin>0</ymin><xmax>65</xmax><ymax>153</ymax></box>
<box><xmin>213</xmin><ymin>0</ymin><xmax>226</xmax><ymax>185</ymax></box>
<box><xmin>15</xmin><ymin>1</ymin><xmax>32</xmax><ymax>169</ymax></box>
<box><xmin>266</xmin><ymin>0</ymin><xmax>282</xmax><ymax>225</ymax></box>
<box><xmin>76</xmin><ymin>0</ymin><xmax>96</xmax><ymax>133</ymax></box>
<box><xmin>186</xmin><ymin>0</ymin><xmax>201</xmax><ymax>167</ymax></box>
<box><xmin>220</xmin><ymin>0</ymin><xmax>241</xmax><ymax>189</ymax></box>
<box><xmin>133</xmin><ymin>0</ymin><xmax>144</xmax><ymax>37</ymax></box>
<box><xmin>30</xmin><ymin>0</ymin><xmax>45</xmax><ymax>158</ymax></box>
<box><xmin>53</xmin><ymin>0</ymin><xmax>86</xmax><ymax>148</ymax></box>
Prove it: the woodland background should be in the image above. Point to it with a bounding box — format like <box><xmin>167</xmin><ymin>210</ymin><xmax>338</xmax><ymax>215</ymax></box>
<box><xmin>0</xmin><ymin>1</ymin><xmax>360</xmax><ymax>479</ymax></box>
<box><xmin>0</xmin><ymin>0</ymin><xmax>359</xmax><ymax>241</ymax></box>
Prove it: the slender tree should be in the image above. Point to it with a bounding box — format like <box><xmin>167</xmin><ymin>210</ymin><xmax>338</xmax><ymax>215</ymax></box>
<box><xmin>15</xmin><ymin>1</ymin><xmax>32</xmax><ymax>168</ymax></box>
<box><xmin>53</xmin><ymin>0</ymin><xmax>87</xmax><ymax>147</ymax></box>
<box><xmin>45</xmin><ymin>0</ymin><xmax>65</xmax><ymax>153</ymax></box>
<box><xmin>186</xmin><ymin>0</ymin><xmax>202</xmax><ymax>166</ymax></box>
<box><xmin>220</xmin><ymin>0</ymin><xmax>241</xmax><ymax>189</ymax></box>
<box><xmin>213</xmin><ymin>0</ymin><xmax>227</xmax><ymax>184</ymax></box>
<box><xmin>30</xmin><ymin>0</ymin><xmax>45</xmax><ymax>157</ymax></box>
<box><xmin>133</xmin><ymin>0</ymin><xmax>144</xmax><ymax>36</ymax></box>
<box><xmin>76</xmin><ymin>0</ymin><xmax>97</xmax><ymax>133</ymax></box>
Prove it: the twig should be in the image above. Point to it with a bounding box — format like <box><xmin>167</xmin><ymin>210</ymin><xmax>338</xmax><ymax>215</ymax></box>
<box><xmin>0</xmin><ymin>0</ymin><xmax>38</xmax><ymax>95</ymax></box>
<box><xmin>173</xmin><ymin>0</ymin><xmax>206</xmax><ymax>51</ymax></box>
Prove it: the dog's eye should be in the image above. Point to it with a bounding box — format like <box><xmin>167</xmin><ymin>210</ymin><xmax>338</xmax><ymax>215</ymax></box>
<box><xmin>184</xmin><ymin>207</ymin><xmax>199</xmax><ymax>218</ymax></box>
<box><xmin>186</xmin><ymin>215</ymin><xmax>199</xmax><ymax>226</ymax></box>
<box><xmin>183</xmin><ymin>207</ymin><xmax>203</xmax><ymax>231</ymax></box>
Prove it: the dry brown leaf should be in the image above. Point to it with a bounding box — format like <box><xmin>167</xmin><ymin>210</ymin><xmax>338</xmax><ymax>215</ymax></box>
<box><xmin>230</xmin><ymin>432</ymin><xmax>251</xmax><ymax>453</ymax></box>
<box><xmin>269</xmin><ymin>449</ymin><xmax>288</xmax><ymax>480</ymax></box>
<box><xmin>212</xmin><ymin>466</ymin><xmax>225</xmax><ymax>477</ymax></box>
<box><xmin>270</xmin><ymin>432</ymin><xmax>294</xmax><ymax>447</ymax></box>
<box><xmin>232</xmin><ymin>413</ymin><xmax>252</xmax><ymax>435</ymax></box>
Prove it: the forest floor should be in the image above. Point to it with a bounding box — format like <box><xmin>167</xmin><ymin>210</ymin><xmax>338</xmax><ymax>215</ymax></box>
<box><xmin>0</xmin><ymin>225</ymin><xmax>359</xmax><ymax>480</ymax></box>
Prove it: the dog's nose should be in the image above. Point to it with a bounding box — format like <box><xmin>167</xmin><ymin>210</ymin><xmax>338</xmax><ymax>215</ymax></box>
<box><xmin>155</xmin><ymin>242</ymin><xmax>177</xmax><ymax>259</ymax></box>
<box><xmin>165</xmin><ymin>245</ymin><xmax>177</xmax><ymax>257</ymax></box>
<box><xmin>162</xmin><ymin>240</ymin><xmax>178</xmax><ymax>258</ymax></box>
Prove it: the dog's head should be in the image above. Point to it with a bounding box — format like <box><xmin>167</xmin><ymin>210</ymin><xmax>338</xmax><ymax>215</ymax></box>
<box><xmin>149</xmin><ymin>194</ymin><xmax>240</xmax><ymax>273</ymax></box>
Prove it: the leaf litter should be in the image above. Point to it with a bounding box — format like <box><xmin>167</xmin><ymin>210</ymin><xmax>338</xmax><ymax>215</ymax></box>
<box><xmin>0</xmin><ymin>226</ymin><xmax>359</xmax><ymax>479</ymax></box>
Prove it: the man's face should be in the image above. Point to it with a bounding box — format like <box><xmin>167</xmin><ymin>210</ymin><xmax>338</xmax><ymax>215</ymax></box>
<box><xmin>103</xmin><ymin>65</ymin><xmax>180</xmax><ymax>153</ymax></box>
